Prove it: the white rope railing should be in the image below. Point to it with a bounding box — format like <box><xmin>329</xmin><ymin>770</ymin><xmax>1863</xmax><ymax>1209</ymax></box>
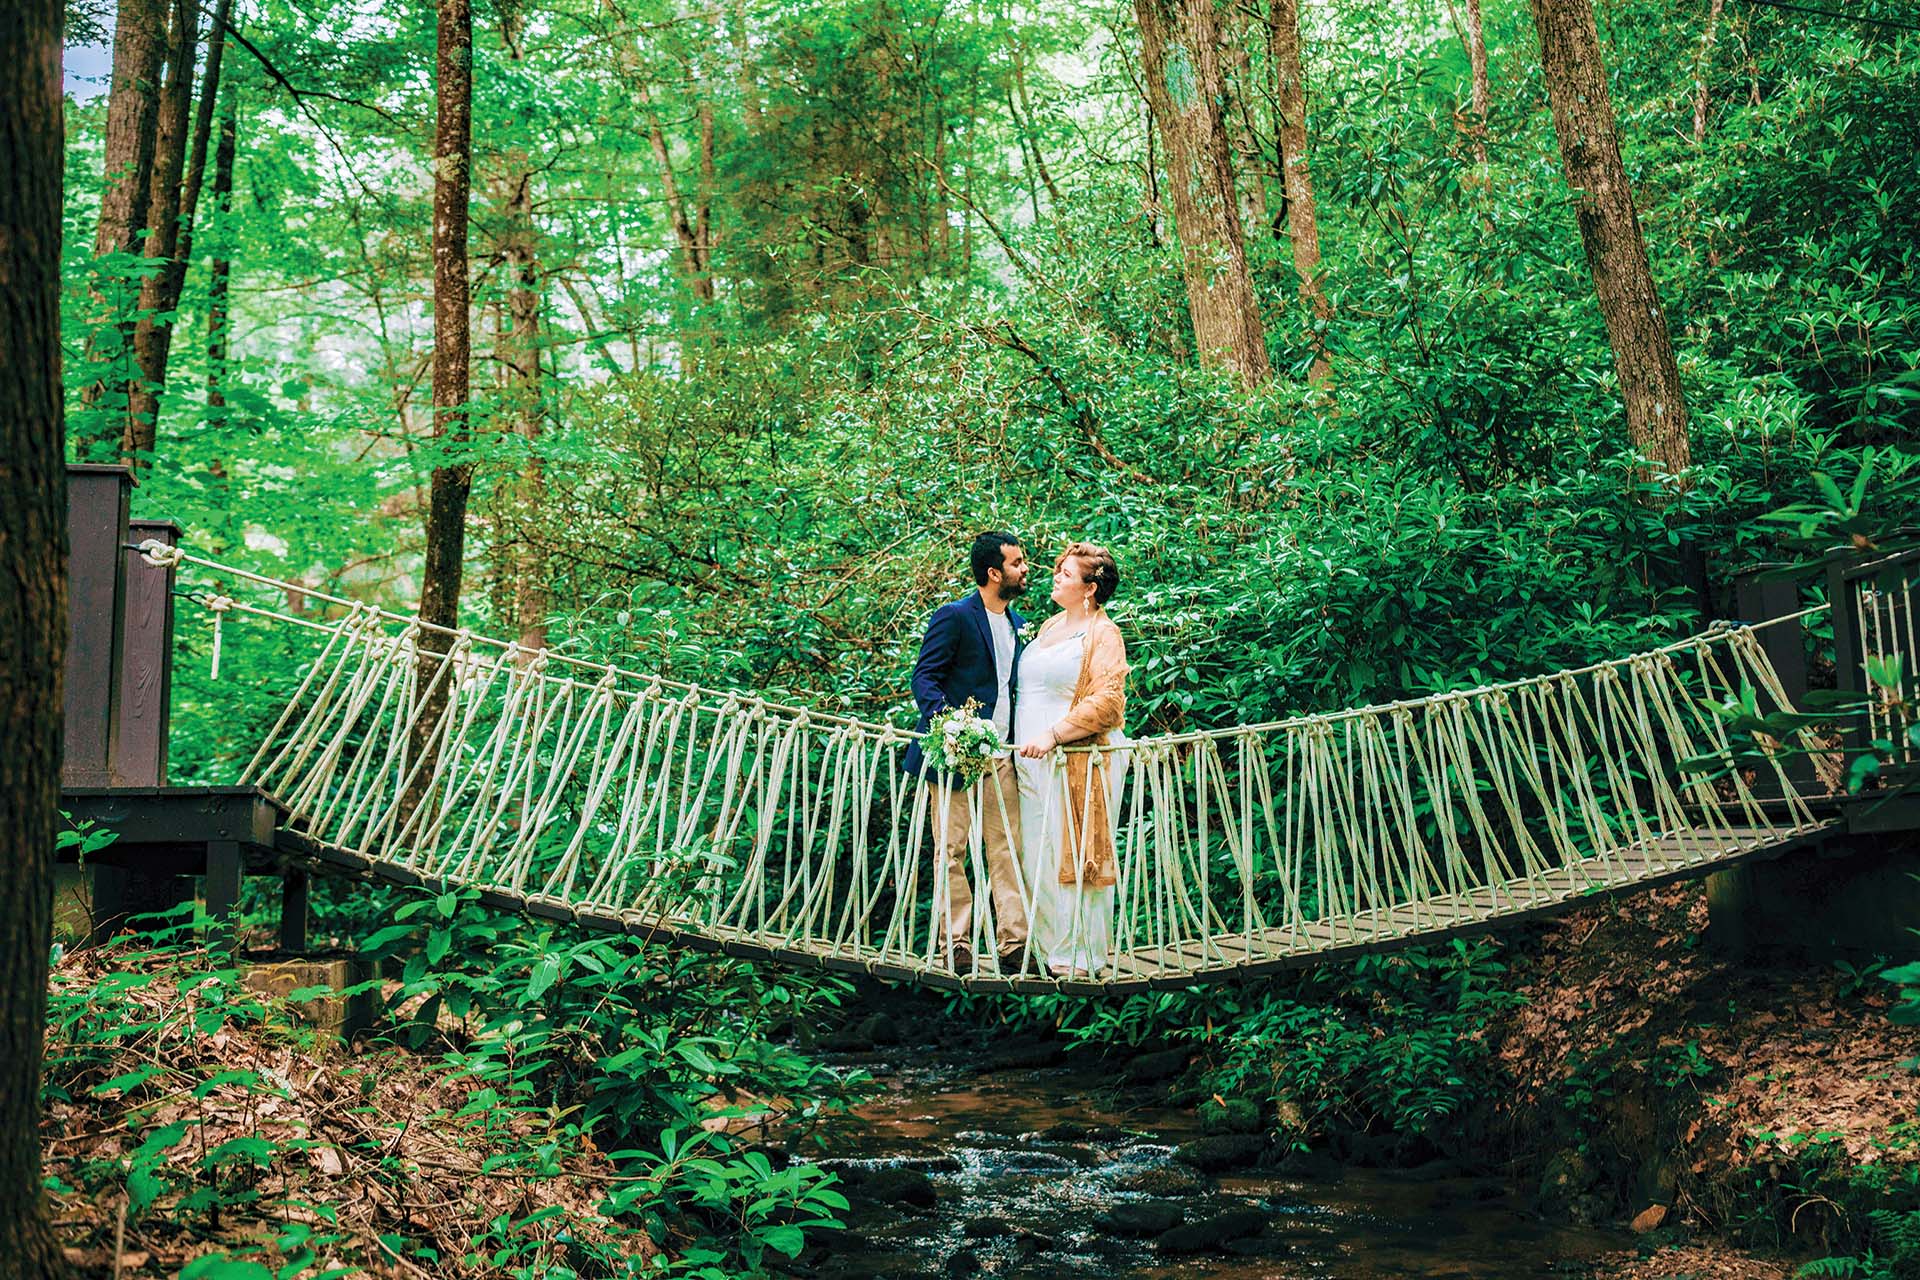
<box><xmin>1851</xmin><ymin>555</ymin><xmax>1920</xmax><ymax>768</ymax></box>
<box><xmin>153</xmin><ymin>543</ymin><xmax>1842</xmax><ymax>991</ymax></box>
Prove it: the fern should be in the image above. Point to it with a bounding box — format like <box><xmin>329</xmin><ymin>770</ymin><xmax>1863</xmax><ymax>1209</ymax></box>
<box><xmin>1793</xmin><ymin>1260</ymin><xmax>1865</xmax><ymax>1280</ymax></box>
<box><xmin>1869</xmin><ymin>1206</ymin><xmax>1920</xmax><ymax>1261</ymax></box>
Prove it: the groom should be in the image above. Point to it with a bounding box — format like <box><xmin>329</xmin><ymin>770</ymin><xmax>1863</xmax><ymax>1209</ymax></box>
<box><xmin>903</xmin><ymin>531</ymin><xmax>1031</xmax><ymax>974</ymax></box>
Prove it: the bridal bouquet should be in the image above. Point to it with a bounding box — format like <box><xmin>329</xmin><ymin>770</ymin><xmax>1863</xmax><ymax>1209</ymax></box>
<box><xmin>922</xmin><ymin>699</ymin><xmax>1006</xmax><ymax>784</ymax></box>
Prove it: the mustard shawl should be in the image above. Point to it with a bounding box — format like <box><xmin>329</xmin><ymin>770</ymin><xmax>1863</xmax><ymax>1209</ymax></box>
<box><xmin>1044</xmin><ymin>612</ymin><xmax>1129</xmax><ymax>888</ymax></box>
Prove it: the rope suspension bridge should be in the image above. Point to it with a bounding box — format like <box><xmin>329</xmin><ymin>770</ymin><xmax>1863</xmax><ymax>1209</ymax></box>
<box><xmin>86</xmin><ymin>535</ymin><xmax>1911</xmax><ymax>996</ymax></box>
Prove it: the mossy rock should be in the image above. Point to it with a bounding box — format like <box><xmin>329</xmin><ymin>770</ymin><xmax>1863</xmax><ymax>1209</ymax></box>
<box><xmin>1199</xmin><ymin>1097</ymin><xmax>1263</xmax><ymax>1135</ymax></box>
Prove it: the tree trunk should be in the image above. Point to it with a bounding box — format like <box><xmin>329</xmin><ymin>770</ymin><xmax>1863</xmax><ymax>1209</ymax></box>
<box><xmin>1220</xmin><ymin>24</ymin><xmax>1269</xmax><ymax>239</ymax></box>
<box><xmin>495</xmin><ymin>1</ymin><xmax>546</xmax><ymax>660</ymax></box>
<box><xmin>639</xmin><ymin>83</ymin><xmax>714</xmax><ymax>304</ymax></box>
<box><xmin>1691</xmin><ymin>0</ymin><xmax>1724</xmax><ymax>145</ymax></box>
<box><xmin>205</xmin><ymin>88</ymin><xmax>237</xmax><ymax>414</ymax></box>
<box><xmin>0</xmin><ymin>0</ymin><xmax>69</xmax><ymax>1274</ymax></box>
<box><xmin>729</xmin><ymin>0</ymin><xmax>761</xmax><ymax>134</ymax></box>
<box><xmin>175</xmin><ymin>0</ymin><xmax>232</xmax><ymax>268</ymax></box>
<box><xmin>123</xmin><ymin>0</ymin><xmax>199</xmax><ymax>461</ymax></box>
<box><xmin>1011</xmin><ymin>41</ymin><xmax>1062</xmax><ymax>206</ymax></box>
<box><xmin>1135</xmin><ymin>0</ymin><xmax>1272</xmax><ymax>385</ymax></box>
<box><xmin>1269</xmin><ymin>0</ymin><xmax>1332</xmax><ymax>382</ymax></box>
<box><xmin>411</xmin><ymin>0</ymin><xmax>474</xmax><ymax>798</ymax></box>
<box><xmin>1530</xmin><ymin>0</ymin><xmax>1692</xmax><ymax>483</ymax></box>
<box><xmin>697</xmin><ymin>99</ymin><xmax>714</xmax><ymax>278</ymax></box>
<box><xmin>79</xmin><ymin>0</ymin><xmax>169</xmax><ymax>432</ymax></box>
<box><xmin>1444</xmin><ymin>0</ymin><xmax>1492</xmax><ymax>169</ymax></box>
<box><xmin>127</xmin><ymin>0</ymin><xmax>231</xmax><ymax>451</ymax></box>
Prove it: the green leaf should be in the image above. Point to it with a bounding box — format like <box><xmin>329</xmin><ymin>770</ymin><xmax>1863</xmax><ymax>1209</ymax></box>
<box><xmin>181</xmin><ymin>1256</ymin><xmax>277</xmax><ymax>1279</ymax></box>
<box><xmin>759</xmin><ymin>1224</ymin><xmax>805</xmax><ymax>1256</ymax></box>
<box><xmin>92</xmin><ymin>1064</ymin><xmax>164</xmax><ymax>1096</ymax></box>
<box><xmin>525</xmin><ymin>954</ymin><xmax>562</xmax><ymax>1002</ymax></box>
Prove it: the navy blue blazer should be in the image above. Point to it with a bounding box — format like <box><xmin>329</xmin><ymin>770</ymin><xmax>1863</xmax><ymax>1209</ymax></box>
<box><xmin>901</xmin><ymin>592</ymin><xmax>1026</xmax><ymax>780</ymax></box>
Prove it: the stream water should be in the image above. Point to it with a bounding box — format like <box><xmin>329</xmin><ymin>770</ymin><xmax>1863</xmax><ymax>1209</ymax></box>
<box><xmin>785</xmin><ymin>1016</ymin><xmax>1630</xmax><ymax>1279</ymax></box>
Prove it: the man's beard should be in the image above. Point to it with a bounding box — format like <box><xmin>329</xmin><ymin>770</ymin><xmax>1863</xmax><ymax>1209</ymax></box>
<box><xmin>999</xmin><ymin>577</ymin><xmax>1028</xmax><ymax>599</ymax></box>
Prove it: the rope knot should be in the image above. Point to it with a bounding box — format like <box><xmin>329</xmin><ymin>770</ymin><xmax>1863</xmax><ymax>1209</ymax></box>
<box><xmin>138</xmin><ymin>539</ymin><xmax>185</xmax><ymax>568</ymax></box>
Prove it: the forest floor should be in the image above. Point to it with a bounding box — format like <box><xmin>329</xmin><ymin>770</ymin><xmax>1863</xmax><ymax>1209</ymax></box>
<box><xmin>39</xmin><ymin>943</ymin><xmax>657</xmax><ymax>1279</ymax></box>
<box><xmin>1482</xmin><ymin>880</ymin><xmax>1920</xmax><ymax>1277</ymax></box>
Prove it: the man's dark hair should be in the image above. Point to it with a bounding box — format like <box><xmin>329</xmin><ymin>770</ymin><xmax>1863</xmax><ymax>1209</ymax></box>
<box><xmin>970</xmin><ymin>531</ymin><xmax>1023</xmax><ymax>586</ymax></box>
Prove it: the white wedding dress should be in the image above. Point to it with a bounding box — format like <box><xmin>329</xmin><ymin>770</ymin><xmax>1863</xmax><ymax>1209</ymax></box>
<box><xmin>1014</xmin><ymin>629</ymin><xmax>1126</xmax><ymax>975</ymax></box>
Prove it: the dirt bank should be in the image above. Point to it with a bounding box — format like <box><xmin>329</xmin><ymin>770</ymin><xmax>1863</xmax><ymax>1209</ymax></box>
<box><xmin>1473</xmin><ymin>881</ymin><xmax>1920</xmax><ymax>1269</ymax></box>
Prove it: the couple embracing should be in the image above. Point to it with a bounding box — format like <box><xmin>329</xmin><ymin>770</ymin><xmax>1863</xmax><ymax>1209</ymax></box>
<box><xmin>902</xmin><ymin>532</ymin><xmax>1130</xmax><ymax>979</ymax></box>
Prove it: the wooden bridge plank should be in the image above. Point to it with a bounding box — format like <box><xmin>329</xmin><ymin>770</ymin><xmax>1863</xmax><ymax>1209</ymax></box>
<box><xmin>265</xmin><ymin>812</ymin><xmax>1840</xmax><ymax>994</ymax></box>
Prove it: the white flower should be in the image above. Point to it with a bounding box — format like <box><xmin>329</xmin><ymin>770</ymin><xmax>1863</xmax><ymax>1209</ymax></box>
<box><xmin>976</xmin><ymin>742</ymin><xmax>992</xmax><ymax>756</ymax></box>
<box><xmin>943</xmin><ymin>721</ymin><xmax>961</xmax><ymax>737</ymax></box>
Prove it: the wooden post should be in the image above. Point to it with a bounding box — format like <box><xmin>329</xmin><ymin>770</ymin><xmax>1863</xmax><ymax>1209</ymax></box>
<box><xmin>61</xmin><ymin>464</ymin><xmax>131</xmax><ymax>787</ymax></box>
<box><xmin>1730</xmin><ymin>565</ymin><xmax>1817</xmax><ymax>800</ymax></box>
<box><xmin>205</xmin><ymin>839</ymin><xmax>241</xmax><ymax>955</ymax></box>
<box><xmin>1828</xmin><ymin>552</ymin><xmax>1868</xmax><ymax>763</ymax></box>
<box><xmin>1710</xmin><ymin>563</ymin><xmax>1815</xmax><ymax>953</ymax></box>
<box><xmin>94</xmin><ymin>518</ymin><xmax>188</xmax><ymax>934</ymax></box>
<box><xmin>280</xmin><ymin>869</ymin><xmax>309</xmax><ymax>952</ymax></box>
<box><xmin>116</xmin><ymin>518</ymin><xmax>178</xmax><ymax>785</ymax></box>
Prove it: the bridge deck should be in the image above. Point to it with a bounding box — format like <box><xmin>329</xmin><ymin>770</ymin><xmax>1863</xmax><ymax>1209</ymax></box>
<box><xmin>276</xmin><ymin>818</ymin><xmax>1842</xmax><ymax>996</ymax></box>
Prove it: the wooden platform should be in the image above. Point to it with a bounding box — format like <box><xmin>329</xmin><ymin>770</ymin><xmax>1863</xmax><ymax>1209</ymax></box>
<box><xmin>59</xmin><ymin>785</ymin><xmax>308</xmax><ymax>949</ymax></box>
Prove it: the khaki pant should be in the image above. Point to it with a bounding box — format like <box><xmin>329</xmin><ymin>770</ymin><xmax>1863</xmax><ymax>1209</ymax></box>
<box><xmin>928</xmin><ymin>758</ymin><xmax>1028</xmax><ymax>955</ymax></box>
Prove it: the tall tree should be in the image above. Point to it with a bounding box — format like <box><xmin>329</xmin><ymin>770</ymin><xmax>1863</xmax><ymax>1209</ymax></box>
<box><xmin>1530</xmin><ymin>0</ymin><xmax>1692</xmax><ymax>482</ymax></box>
<box><xmin>639</xmin><ymin>80</ymin><xmax>715</xmax><ymax>304</ymax></box>
<box><xmin>1445</xmin><ymin>0</ymin><xmax>1493</xmax><ymax>170</ymax></box>
<box><xmin>205</xmin><ymin>88</ymin><xmax>237</xmax><ymax>415</ymax></box>
<box><xmin>128</xmin><ymin>0</ymin><xmax>233</xmax><ymax>452</ymax></box>
<box><xmin>1135</xmin><ymin>0</ymin><xmax>1272</xmax><ymax>384</ymax></box>
<box><xmin>411</xmin><ymin>0</ymin><xmax>475</xmax><ymax>791</ymax></box>
<box><xmin>493</xmin><ymin>0</ymin><xmax>548</xmax><ymax>658</ymax></box>
<box><xmin>123</xmin><ymin>0</ymin><xmax>200</xmax><ymax>462</ymax></box>
<box><xmin>0</xmin><ymin>0</ymin><xmax>69</xmax><ymax>1273</ymax></box>
<box><xmin>79</xmin><ymin>0</ymin><xmax>170</xmax><ymax>433</ymax></box>
<box><xmin>1220</xmin><ymin>30</ymin><xmax>1269</xmax><ymax>236</ymax></box>
<box><xmin>1691</xmin><ymin>0</ymin><xmax>1725</xmax><ymax>144</ymax></box>
<box><xmin>1268</xmin><ymin>0</ymin><xmax>1332</xmax><ymax>382</ymax></box>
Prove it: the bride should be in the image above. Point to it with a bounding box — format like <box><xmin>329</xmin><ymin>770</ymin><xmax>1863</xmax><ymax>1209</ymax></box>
<box><xmin>1015</xmin><ymin>541</ymin><xmax>1130</xmax><ymax>977</ymax></box>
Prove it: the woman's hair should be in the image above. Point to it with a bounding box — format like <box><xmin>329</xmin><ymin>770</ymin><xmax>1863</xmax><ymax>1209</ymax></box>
<box><xmin>1057</xmin><ymin>541</ymin><xmax>1120</xmax><ymax>605</ymax></box>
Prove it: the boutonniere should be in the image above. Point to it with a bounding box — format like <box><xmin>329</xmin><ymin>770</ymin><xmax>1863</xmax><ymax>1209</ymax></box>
<box><xmin>1012</xmin><ymin>618</ymin><xmax>1034</xmax><ymax>643</ymax></box>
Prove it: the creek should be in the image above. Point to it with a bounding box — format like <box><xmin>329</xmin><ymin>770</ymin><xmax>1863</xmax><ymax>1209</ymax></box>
<box><xmin>778</xmin><ymin>1012</ymin><xmax>1629</xmax><ymax>1279</ymax></box>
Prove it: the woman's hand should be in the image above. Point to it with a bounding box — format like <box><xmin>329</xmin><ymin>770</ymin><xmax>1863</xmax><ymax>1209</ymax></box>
<box><xmin>1018</xmin><ymin>731</ymin><xmax>1057</xmax><ymax>759</ymax></box>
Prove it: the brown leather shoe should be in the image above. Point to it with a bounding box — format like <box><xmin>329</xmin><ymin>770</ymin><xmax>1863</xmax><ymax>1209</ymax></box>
<box><xmin>947</xmin><ymin>943</ymin><xmax>975</xmax><ymax>974</ymax></box>
<box><xmin>999</xmin><ymin>944</ymin><xmax>1030</xmax><ymax>976</ymax></box>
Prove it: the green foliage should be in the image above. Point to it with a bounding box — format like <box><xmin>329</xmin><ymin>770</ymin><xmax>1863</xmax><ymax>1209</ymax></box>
<box><xmin>1018</xmin><ymin>936</ymin><xmax>1526</xmax><ymax>1143</ymax></box>
<box><xmin>359</xmin><ymin>885</ymin><xmax>869</xmax><ymax>1145</ymax></box>
<box><xmin>41</xmin><ymin>875</ymin><xmax>859</xmax><ymax>1275</ymax></box>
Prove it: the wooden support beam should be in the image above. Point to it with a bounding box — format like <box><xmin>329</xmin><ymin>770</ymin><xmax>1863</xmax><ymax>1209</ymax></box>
<box><xmin>62</xmin><ymin>464</ymin><xmax>131</xmax><ymax>788</ymax></box>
